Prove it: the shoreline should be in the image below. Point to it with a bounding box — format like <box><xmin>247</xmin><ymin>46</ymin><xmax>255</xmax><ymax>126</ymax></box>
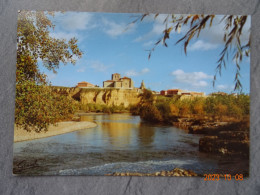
<box><xmin>14</xmin><ymin>121</ymin><xmax>97</xmax><ymax>143</ymax></box>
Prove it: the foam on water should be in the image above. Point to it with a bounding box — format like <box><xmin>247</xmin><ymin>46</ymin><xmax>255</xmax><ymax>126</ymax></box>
<box><xmin>58</xmin><ymin>159</ymin><xmax>199</xmax><ymax>175</ymax></box>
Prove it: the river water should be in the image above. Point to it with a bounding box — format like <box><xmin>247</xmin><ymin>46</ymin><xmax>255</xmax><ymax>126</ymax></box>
<box><xmin>13</xmin><ymin>113</ymin><xmax>249</xmax><ymax>176</ymax></box>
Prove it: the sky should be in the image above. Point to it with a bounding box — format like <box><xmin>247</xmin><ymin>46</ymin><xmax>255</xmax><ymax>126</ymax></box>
<box><xmin>39</xmin><ymin>12</ymin><xmax>251</xmax><ymax>94</ymax></box>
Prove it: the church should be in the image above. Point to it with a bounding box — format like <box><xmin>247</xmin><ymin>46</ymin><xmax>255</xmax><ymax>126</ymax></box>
<box><xmin>103</xmin><ymin>73</ymin><xmax>134</xmax><ymax>89</ymax></box>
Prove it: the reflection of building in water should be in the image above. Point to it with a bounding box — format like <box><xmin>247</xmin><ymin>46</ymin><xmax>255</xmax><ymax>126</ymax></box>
<box><xmin>101</xmin><ymin>122</ymin><xmax>137</xmax><ymax>148</ymax></box>
<box><xmin>137</xmin><ymin>122</ymin><xmax>155</xmax><ymax>146</ymax></box>
<box><xmin>75</xmin><ymin>114</ymin><xmax>156</xmax><ymax>148</ymax></box>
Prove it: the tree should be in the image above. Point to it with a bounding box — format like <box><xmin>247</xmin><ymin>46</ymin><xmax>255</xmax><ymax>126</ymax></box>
<box><xmin>138</xmin><ymin>89</ymin><xmax>154</xmax><ymax>106</ymax></box>
<box><xmin>15</xmin><ymin>11</ymin><xmax>83</xmax><ymax>132</ymax></box>
<box><xmin>132</xmin><ymin>14</ymin><xmax>250</xmax><ymax>91</ymax></box>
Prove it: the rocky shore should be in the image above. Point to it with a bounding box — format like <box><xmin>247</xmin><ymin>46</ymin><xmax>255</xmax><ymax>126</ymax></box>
<box><xmin>172</xmin><ymin>118</ymin><xmax>249</xmax><ymax>157</ymax></box>
<box><xmin>106</xmin><ymin>168</ymin><xmax>198</xmax><ymax>177</ymax></box>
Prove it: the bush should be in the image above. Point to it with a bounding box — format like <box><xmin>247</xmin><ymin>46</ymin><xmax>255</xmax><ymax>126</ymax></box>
<box><xmin>15</xmin><ymin>83</ymin><xmax>79</xmax><ymax>132</ymax></box>
<box><xmin>139</xmin><ymin>105</ymin><xmax>163</xmax><ymax>122</ymax></box>
<box><xmin>131</xmin><ymin>90</ymin><xmax>249</xmax><ymax>123</ymax></box>
<box><xmin>170</xmin><ymin>104</ymin><xmax>179</xmax><ymax>115</ymax></box>
<box><xmin>129</xmin><ymin>104</ymin><xmax>140</xmax><ymax>115</ymax></box>
<box><xmin>156</xmin><ymin>102</ymin><xmax>171</xmax><ymax>120</ymax></box>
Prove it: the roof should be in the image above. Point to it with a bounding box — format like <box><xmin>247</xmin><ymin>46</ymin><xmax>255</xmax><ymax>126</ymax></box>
<box><xmin>190</xmin><ymin>92</ymin><xmax>204</xmax><ymax>94</ymax></box>
<box><xmin>167</xmin><ymin>89</ymin><xmax>181</xmax><ymax>91</ymax></box>
<box><xmin>78</xmin><ymin>81</ymin><xmax>88</xmax><ymax>84</ymax></box>
<box><xmin>120</xmin><ymin>77</ymin><xmax>131</xmax><ymax>80</ymax></box>
<box><xmin>77</xmin><ymin>81</ymin><xmax>94</xmax><ymax>85</ymax></box>
<box><xmin>104</xmin><ymin>80</ymin><xmax>115</xmax><ymax>82</ymax></box>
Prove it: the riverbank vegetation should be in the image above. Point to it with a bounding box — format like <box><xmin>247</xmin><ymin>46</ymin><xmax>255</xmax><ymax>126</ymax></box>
<box><xmin>130</xmin><ymin>89</ymin><xmax>250</xmax><ymax>124</ymax></box>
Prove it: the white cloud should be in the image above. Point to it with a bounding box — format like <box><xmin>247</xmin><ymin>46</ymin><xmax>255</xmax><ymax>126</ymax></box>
<box><xmin>217</xmin><ymin>84</ymin><xmax>227</xmax><ymax>90</ymax></box>
<box><xmin>141</xmin><ymin>68</ymin><xmax>150</xmax><ymax>74</ymax></box>
<box><xmin>171</xmin><ymin>69</ymin><xmax>213</xmax><ymax>87</ymax></box>
<box><xmin>125</xmin><ymin>68</ymin><xmax>150</xmax><ymax>77</ymax></box>
<box><xmin>197</xmin><ymin>15</ymin><xmax>250</xmax><ymax>45</ymax></box>
<box><xmin>188</xmin><ymin>40</ymin><xmax>219</xmax><ymax>51</ymax></box>
<box><xmin>90</xmin><ymin>61</ymin><xmax>110</xmax><ymax>72</ymax></box>
<box><xmin>151</xmin><ymin>23</ymin><xmax>165</xmax><ymax>35</ymax></box>
<box><xmin>76</xmin><ymin>61</ymin><xmax>111</xmax><ymax>73</ymax></box>
<box><xmin>102</xmin><ymin>18</ymin><xmax>136</xmax><ymax>38</ymax></box>
<box><xmin>133</xmin><ymin>14</ymin><xmax>168</xmax><ymax>43</ymax></box>
<box><xmin>125</xmin><ymin>70</ymin><xmax>138</xmax><ymax>77</ymax></box>
<box><xmin>133</xmin><ymin>25</ymin><xmax>164</xmax><ymax>43</ymax></box>
<box><xmin>134</xmin><ymin>36</ymin><xmax>144</xmax><ymax>42</ymax></box>
<box><xmin>193</xmin><ymin>81</ymin><xmax>208</xmax><ymax>87</ymax></box>
<box><xmin>76</xmin><ymin>67</ymin><xmax>86</xmax><ymax>73</ymax></box>
<box><xmin>49</xmin><ymin>12</ymin><xmax>98</xmax><ymax>42</ymax></box>
<box><xmin>50</xmin><ymin>32</ymin><xmax>79</xmax><ymax>41</ymax></box>
<box><xmin>143</xmin><ymin>41</ymin><xmax>154</xmax><ymax>47</ymax></box>
<box><xmin>216</xmin><ymin>84</ymin><xmax>235</xmax><ymax>91</ymax></box>
<box><xmin>58</xmin><ymin>12</ymin><xmax>94</xmax><ymax>31</ymax></box>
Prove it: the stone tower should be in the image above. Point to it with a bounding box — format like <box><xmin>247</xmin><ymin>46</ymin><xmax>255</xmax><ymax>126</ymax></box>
<box><xmin>112</xmin><ymin>73</ymin><xmax>120</xmax><ymax>81</ymax></box>
<box><xmin>140</xmin><ymin>80</ymin><xmax>146</xmax><ymax>90</ymax></box>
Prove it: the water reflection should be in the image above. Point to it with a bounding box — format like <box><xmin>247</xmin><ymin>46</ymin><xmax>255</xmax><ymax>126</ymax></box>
<box><xmin>79</xmin><ymin>114</ymin><xmax>139</xmax><ymax>148</ymax></box>
<box><xmin>77</xmin><ymin>114</ymin><xmax>187</xmax><ymax>150</ymax></box>
<box><xmin>101</xmin><ymin>122</ymin><xmax>135</xmax><ymax>148</ymax></box>
<box><xmin>137</xmin><ymin>122</ymin><xmax>155</xmax><ymax>147</ymax></box>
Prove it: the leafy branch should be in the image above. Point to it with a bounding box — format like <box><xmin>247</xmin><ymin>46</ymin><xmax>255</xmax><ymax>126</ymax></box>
<box><xmin>131</xmin><ymin>14</ymin><xmax>250</xmax><ymax>91</ymax></box>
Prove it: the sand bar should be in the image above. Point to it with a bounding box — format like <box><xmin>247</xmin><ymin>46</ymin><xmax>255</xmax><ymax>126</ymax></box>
<box><xmin>14</xmin><ymin>121</ymin><xmax>97</xmax><ymax>142</ymax></box>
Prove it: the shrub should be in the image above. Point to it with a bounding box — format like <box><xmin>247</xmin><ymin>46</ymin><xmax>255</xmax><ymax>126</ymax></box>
<box><xmin>129</xmin><ymin>104</ymin><xmax>140</xmax><ymax>115</ymax></box>
<box><xmin>214</xmin><ymin>103</ymin><xmax>228</xmax><ymax>116</ymax></box>
<box><xmin>156</xmin><ymin>102</ymin><xmax>171</xmax><ymax>120</ymax></box>
<box><xmin>170</xmin><ymin>104</ymin><xmax>179</xmax><ymax>115</ymax></box>
<box><xmin>139</xmin><ymin>105</ymin><xmax>163</xmax><ymax>122</ymax></box>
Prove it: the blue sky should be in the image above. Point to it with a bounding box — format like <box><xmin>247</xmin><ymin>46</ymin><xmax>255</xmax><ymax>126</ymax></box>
<box><xmin>40</xmin><ymin>12</ymin><xmax>251</xmax><ymax>94</ymax></box>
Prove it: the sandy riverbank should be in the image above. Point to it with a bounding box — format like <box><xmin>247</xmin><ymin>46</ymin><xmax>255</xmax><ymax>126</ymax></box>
<box><xmin>14</xmin><ymin>121</ymin><xmax>97</xmax><ymax>142</ymax></box>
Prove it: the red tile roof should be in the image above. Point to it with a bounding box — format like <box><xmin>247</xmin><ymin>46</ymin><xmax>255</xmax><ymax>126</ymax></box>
<box><xmin>167</xmin><ymin>89</ymin><xmax>180</xmax><ymax>91</ymax></box>
<box><xmin>104</xmin><ymin>80</ymin><xmax>115</xmax><ymax>82</ymax></box>
<box><xmin>76</xmin><ymin>81</ymin><xmax>95</xmax><ymax>87</ymax></box>
<box><xmin>121</xmin><ymin>77</ymin><xmax>131</xmax><ymax>80</ymax></box>
<box><xmin>77</xmin><ymin>81</ymin><xmax>94</xmax><ymax>85</ymax></box>
<box><xmin>78</xmin><ymin>81</ymin><xmax>90</xmax><ymax>84</ymax></box>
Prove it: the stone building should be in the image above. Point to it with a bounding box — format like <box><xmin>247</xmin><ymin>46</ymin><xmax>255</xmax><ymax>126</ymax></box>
<box><xmin>103</xmin><ymin>73</ymin><xmax>134</xmax><ymax>89</ymax></box>
<box><xmin>160</xmin><ymin>89</ymin><xmax>183</xmax><ymax>96</ymax></box>
<box><xmin>140</xmin><ymin>80</ymin><xmax>146</xmax><ymax>90</ymax></box>
<box><xmin>76</xmin><ymin>81</ymin><xmax>95</xmax><ymax>88</ymax></box>
<box><xmin>160</xmin><ymin>89</ymin><xmax>205</xmax><ymax>98</ymax></box>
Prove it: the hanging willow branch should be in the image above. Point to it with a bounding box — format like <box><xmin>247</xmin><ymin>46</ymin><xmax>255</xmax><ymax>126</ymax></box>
<box><xmin>131</xmin><ymin>14</ymin><xmax>250</xmax><ymax>91</ymax></box>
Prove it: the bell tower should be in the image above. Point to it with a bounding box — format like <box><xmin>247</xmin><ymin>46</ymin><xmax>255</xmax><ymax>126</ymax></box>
<box><xmin>140</xmin><ymin>80</ymin><xmax>146</xmax><ymax>90</ymax></box>
<box><xmin>112</xmin><ymin>73</ymin><xmax>120</xmax><ymax>81</ymax></box>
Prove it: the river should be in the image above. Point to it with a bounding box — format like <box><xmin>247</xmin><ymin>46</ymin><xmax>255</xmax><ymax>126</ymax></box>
<box><xmin>13</xmin><ymin>113</ymin><xmax>249</xmax><ymax>176</ymax></box>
